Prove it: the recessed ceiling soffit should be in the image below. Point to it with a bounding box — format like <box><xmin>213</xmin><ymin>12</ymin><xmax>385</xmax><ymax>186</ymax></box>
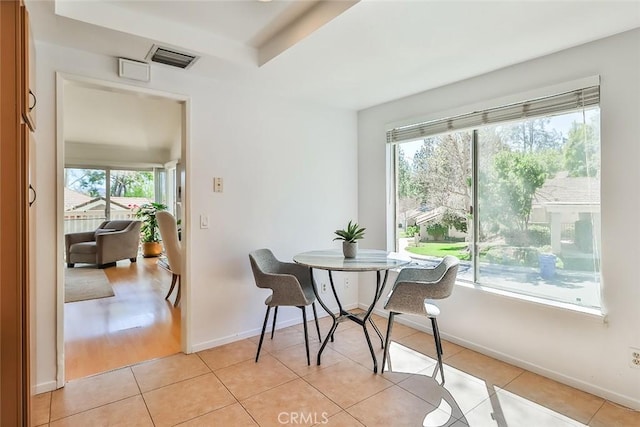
<box><xmin>53</xmin><ymin>0</ymin><xmax>360</xmax><ymax>68</ymax></box>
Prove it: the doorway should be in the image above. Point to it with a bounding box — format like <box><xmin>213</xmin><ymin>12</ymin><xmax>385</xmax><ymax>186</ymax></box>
<box><xmin>57</xmin><ymin>75</ymin><xmax>189</xmax><ymax>383</ymax></box>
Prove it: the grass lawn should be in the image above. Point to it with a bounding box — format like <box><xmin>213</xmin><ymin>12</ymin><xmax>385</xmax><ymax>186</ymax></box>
<box><xmin>405</xmin><ymin>242</ymin><xmax>470</xmax><ymax>260</ymax></box>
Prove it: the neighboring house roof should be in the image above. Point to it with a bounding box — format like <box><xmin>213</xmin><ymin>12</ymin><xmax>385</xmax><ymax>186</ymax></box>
<box><xmin>402</xmin><ymin>205</ymin><xmax>431</xmax><ymax>222</ymax></box>
<box><xmin>64</xmin><ymin>187</ymin><xmax>92</xmax><ymax>210</ymax></box>
<box><xmin>66</xmin><ymin>195</ymin><xmax>152</xmax><ymax>212</ymax></box>
<box><xmin>415</xmin><ymin>207</ymin><xmax>447</xmax><ymax>226</ymax></box>
<box><xmin>110</xmin><ymin>197</ymin><xmax>152</xmax><ymax>210</ymax></box>
<box><xmin>534</xmin><ymin>173</ymin><xmax>600</xmax><ymax>206</ymax></box>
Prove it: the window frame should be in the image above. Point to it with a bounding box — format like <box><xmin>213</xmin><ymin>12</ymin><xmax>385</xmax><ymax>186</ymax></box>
<box><xmin>388</xmin><ymin>95</ymin><xmax>602</xmax><ymax>311</ymax></box>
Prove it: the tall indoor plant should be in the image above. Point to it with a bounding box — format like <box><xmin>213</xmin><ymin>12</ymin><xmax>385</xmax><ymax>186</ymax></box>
<box><xmin>334</xmin><ymin>220</ymin><xmax>366</xmax><ymax>258</ymax></box>
<box><xmin>135</xmin><ymin>202</ymin><xmax>167</xmax><ymax>257</ymax></box>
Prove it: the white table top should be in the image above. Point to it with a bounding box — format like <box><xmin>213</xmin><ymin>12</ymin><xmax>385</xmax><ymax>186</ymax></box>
<box><xmin>293</xmin><ymin>249</ymin><xmax>411</xmax><ymax>272</ymax></box>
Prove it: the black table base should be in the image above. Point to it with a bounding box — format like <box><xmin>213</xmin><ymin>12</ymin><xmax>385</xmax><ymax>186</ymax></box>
<box><xmin>310</xmin><ymin>269</ymin><xmax>390</xmax><ymax>373</ymax></box>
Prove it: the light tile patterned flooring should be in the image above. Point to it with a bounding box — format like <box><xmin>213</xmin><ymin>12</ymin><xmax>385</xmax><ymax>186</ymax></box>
<box><xmin>33</xmin><ymin>313</ymin><xmax>640</xmax><ymax>426</ymax></box>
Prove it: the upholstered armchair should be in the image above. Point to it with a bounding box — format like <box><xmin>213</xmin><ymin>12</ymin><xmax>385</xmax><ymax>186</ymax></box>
<box><xmin>65</xmin><ymin>220</ymin><xmax>142</xmax><ymax>269</ymax></box>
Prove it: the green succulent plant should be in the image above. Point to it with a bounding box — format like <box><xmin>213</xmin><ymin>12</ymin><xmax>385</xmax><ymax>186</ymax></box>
<box><xmin>333</xmin><ymin>220</ymin><xmax>366</xmax><ymax>243</ymax></box>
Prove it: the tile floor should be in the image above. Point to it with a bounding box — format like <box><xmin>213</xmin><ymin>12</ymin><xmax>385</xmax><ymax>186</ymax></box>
<box><xmin>32</xmin><ymin>313</ymin><xmax>640</xmax><ymax>426</ymax></box>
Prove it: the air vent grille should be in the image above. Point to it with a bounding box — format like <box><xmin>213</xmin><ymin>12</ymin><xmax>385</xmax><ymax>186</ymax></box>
<box><xmin>146</xmin><ymin>45</ymin><xmax>199</xmax><ymax>69</ymax></box>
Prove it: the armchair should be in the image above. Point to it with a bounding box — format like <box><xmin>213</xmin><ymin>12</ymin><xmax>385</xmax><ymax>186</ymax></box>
<box><xmin>65</xmin><ymin>220</ymin><xmax>142</xmax><ymax>269</ymax></box>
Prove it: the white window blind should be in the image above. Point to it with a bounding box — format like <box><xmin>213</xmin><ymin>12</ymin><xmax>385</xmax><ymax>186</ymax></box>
<box><xmin>386</xmin><ymin>85</ymin><xmax>600</xmax><ymax>144</ymax></box>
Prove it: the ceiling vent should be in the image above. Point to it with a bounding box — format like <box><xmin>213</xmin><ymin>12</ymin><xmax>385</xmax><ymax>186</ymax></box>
<box><xmin>146</xmin><ymin>45</ymin><xmax>199</xmax><ymax>69</ymax></box>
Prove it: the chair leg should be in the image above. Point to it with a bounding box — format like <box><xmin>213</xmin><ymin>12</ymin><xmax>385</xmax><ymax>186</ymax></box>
<box><xmin>431</xmin><ymin>317</ymin><xmax>445</xmax><ymax>384</ymax></box>
<box><xmin>173</xmin><ymin>276</ymin><xmax>181</xmax><ymax>307</ymax></box>
<box><xmin>165</xmin><ymin>274</ymin><xmax>178</xmax><ymax>301</ymax></box>
<box><xmin>301</xmin><ymin>307</ymin><xmax>310</xmax><ymax>366</ymax></box>
<box><xmin>312</xmin><ymin>302</ymin><xmax>321</xmax><ymax>342</ymax></box>
<box><xmin>271</xmin><ymin>306</ymin><xmax>279</xmax><ymax>339</ymax></box>
<box><xmin>256</xmin><ymin>306</ymin><xmax>271</xmax><ymax>363</ymax></box>
<box><xmin>381</xmin><ymin>312</ymin><xmax>395</xmax><ymax>374</ymax></box>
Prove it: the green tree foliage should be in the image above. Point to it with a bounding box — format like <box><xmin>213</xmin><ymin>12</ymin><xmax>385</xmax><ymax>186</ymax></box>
<box><xmin>413</xmin><ymin>133</ymin><xmax>471</xmax><ymax>217</ymax></box>
<box><xmin>564</xmin><ymin>121</ymin><xmax>599</xmax><ymax>177</ymax></box>
<box><xmin>442</xmin><ymin>210</ymin><xmax>468</xmax><ymax>233</ymax></box>
<box><xmin>412</xmin><ymin>141</ymin><xmax>434</xmax><ymax>205</ymax></box>
<box><xmin>499</xmin><ymin>118</ymin><xmax>561</xmax><ymax>153</ymax></box>
<box><xmin>426</xmin><ymin>222</ymin><xmax>448</xmax><ymax>240</ymax></box>
<box><xmin>67</xmin><ymin>169</ymin><xmax>105</xmax><ymax>197</ymax></box>
<box><xmin>397</xmin><ymin>146</ymin><xmax>414</xmax><ymax>199</ymax></box>
<box><xmin>111</xmin><ymin>171</ymin><xmax>154</xmax><ymax>197</ymax></box>
<box><xmin>66</xmin><ymin>169</ymin><xmax>154</xmax><ymax>198</ymax></box>
<box><xmin>487</xmin><ymin>151</ymin><xmax>547</xmax><ymax>232</ymax></box>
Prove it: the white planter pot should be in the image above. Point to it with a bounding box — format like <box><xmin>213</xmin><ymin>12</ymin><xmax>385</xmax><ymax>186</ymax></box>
<box><xmin>343</xmin><ymin>241</ymin><xmax>358</xmax><ymax>258</ymax></box>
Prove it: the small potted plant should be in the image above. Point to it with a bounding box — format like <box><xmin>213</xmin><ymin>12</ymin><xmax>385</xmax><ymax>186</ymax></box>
<box><xmin>134</xmin><ymin>202</ymin><xmax>168</xmax><ymax>257</ymax></box>
<box><xmin>334</xmin><ymin>220</ymin><xmax>366</xmax><ymax>258</ymax></box>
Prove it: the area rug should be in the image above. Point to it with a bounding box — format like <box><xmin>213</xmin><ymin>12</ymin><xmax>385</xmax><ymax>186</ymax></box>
<box><xmin>65</xmin><ymin>268</ymin><xmax>115</xmax><ymax>303</ymax></box>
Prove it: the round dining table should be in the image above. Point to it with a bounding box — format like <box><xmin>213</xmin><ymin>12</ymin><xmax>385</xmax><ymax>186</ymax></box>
<box><xmin>293</xmin><ymin>249</ymin><xmax>411</xmax><ymax>373</ymax></box>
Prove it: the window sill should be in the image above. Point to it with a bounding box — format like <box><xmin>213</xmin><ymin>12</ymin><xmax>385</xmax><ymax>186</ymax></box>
<box><xmin>455</xmin><ymin>280</ymin><xmax>606</xmax><ymax>321</ymax></box>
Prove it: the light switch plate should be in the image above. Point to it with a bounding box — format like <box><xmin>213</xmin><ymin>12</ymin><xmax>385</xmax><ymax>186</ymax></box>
<box><xmin>200</xmin><ymin>215</ymin><xmax>209</xmax><ymax>229</ymax></box>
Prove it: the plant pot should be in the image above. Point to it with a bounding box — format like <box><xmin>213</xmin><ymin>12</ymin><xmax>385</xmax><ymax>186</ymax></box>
<box><xmin>343</xmin><ymin>241</ymin><xmax>358</xmax><ymax>258</ymax></box>
<box><xmin>142</xmin><ymin>241</ymin><xmax>163</xmax><ymax>258</ymax></box>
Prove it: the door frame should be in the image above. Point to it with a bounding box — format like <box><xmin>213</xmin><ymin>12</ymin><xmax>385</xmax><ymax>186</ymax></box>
<box><xmin>55</xmin><ymin>73</ymin><xmax>191</xmax><ymax>387</ymax></box>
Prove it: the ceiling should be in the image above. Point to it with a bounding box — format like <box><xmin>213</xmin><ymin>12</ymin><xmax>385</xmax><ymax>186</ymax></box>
<box><xmin>29</xmin><ymin>0</ymin><xmax>640</xmax><ymax>112</ymax></box>
<box><xmin>63</xmin><ymin>82</ymin><xmax>182</xmax><ymax>149</ymax></box>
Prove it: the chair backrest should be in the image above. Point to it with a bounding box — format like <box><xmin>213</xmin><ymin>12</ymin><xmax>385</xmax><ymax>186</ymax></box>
<box><xmin>384</xmin><ymin>255</ymin><xmax>460</xmax><ymax>316</ymax></box>
<box><xmin>99</xmin><ymin>220</ymin><xmax>138</xmax><ymax>232</ymax></box>
<box><xmin>248</xmin><ymin>248</ymin><xmax>311</xmax><ymax>306</ymax></box>
<box><xmin>248</xmin><ymin>249</ymin><xmax>281</xmax><ymax>289</ymax></box>
<box><xmin>157</xmin><ymin>211</ymin><xmax>182</xmax><ymax>275</ymax></box>
<box><xmin>428</xmin><ymin>255</ymin><xmax>459</xmax><ymax>298</ymax></box>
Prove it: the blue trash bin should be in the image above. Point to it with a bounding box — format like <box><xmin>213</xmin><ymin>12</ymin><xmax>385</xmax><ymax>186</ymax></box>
<box><xmin>539</xmin><ymin>254</ymin><xmax>557</xmax><ymax>279</ymax></box>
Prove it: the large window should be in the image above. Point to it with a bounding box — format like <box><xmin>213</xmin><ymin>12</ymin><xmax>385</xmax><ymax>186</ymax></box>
<box><xmin>64</xmin><ymin>167</ymin><xmax>156</xmax><ymax>233</ymax></box>
<box><xmin>392</xmin><ymin>88</ymin><xmax>601</xmax><ymax>309</ymax></box>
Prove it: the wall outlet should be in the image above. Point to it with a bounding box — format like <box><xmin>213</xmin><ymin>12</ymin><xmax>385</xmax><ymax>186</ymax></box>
<box><xmin>320</xmin><ymin>283</ymin><xmax>327</xmax><ymax>293</ymax></box>
<box><xmin>213</xmin><ymin>177</ymin><xmax>223</xmax><ymax>193</ymax></box>
<box><xmin>344</xmin><ymin>277</ymin><xmax>350</xmax><ymax>289</ymax></box>
<box><xmin>630</xmin><ymin>347</ymin><xmax>640</xmax><ymax>368</ymax></box>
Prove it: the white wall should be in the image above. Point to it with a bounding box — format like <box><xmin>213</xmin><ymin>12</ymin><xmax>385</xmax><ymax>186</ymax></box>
<box><xmin>358</xmin><ymin>29</ymin><xmax>640</xmax><ymax>408</ymax></box>
<box><xmin>34</xmin><ymin>42</ymin><xmax>357</xmax><ymax>391</ymax></box>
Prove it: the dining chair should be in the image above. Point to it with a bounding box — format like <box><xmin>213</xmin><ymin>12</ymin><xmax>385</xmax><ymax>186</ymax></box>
<box><xmin>381</xmin><ymin>255</ymin><xmax>459</xmax><ymax>383</ymax></box>
<box><xmin>249</xmin><ymin>248</ymin><xmax>322</xmax><ymax>365</ymax></box>
<box><xmin>156</xmin><ymin>211</ymin><xmax>182</xmax><ymax>307</ymax></box>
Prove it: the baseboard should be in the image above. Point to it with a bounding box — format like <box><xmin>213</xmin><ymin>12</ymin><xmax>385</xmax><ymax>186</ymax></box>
<box><xmin>35</xmin><ymin>380</ymin><xmax>57</xmax><ymax>394</ymax></box>
<box><xmin>364</xmin><ymin>305</ymin><xmax>640</xmax><ymax>410</ymax></box>
<box><xmin>191</xmin><ymin>303</ymin><xmax>357</xmax><ymax>353</ymax></box>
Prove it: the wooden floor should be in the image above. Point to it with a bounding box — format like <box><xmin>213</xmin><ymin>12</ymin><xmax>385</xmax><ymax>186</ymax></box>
<box><xmin>64</xmin><ymin>257</ymin><xmax>181</xmax><ymax>381</ymax></box>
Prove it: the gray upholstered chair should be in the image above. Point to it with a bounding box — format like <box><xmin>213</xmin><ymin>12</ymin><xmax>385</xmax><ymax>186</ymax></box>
<box><xmin>157</xmin><ymin>211</ymin><xmax>182</xmax><ymax>307</ymax></box>
<box><xmin>65</xmin><ymin>220</ymin><xmax>142</xmax><ymax>269</ymax></box>
<box><xmin>381</xmin><ymin>255</ymin><xmax>459</xmax><ymax>383</ymax></box>
<box><xmin>249</xmin><ymin>249</ymin><xmax>322</xmax><ymax>365</ymax></box>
